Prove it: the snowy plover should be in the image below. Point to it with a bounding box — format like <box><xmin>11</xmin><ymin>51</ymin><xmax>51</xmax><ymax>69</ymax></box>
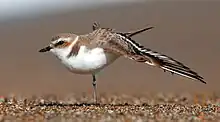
<box><xmin>39</xmin><ymin>22</ymin><xmax>206</xmax><ymax>103</ymax></box>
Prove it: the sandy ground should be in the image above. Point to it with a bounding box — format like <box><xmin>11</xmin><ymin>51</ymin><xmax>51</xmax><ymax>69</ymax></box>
<box><xmin>0</xmin><ymin>93</ymin><xmax>219</xmax><ymax>121</ymax></box>
<box><xmin>0</xmin><ymin>1</ymin><xmax>220</xmax><ymax>121</ymax></box>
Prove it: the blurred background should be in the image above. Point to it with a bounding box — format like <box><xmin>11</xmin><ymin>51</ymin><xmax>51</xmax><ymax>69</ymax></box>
<box><xmin>0</xmin><ymin>0</ymin><xmax>219</xmax><ymax>97</ymax></box>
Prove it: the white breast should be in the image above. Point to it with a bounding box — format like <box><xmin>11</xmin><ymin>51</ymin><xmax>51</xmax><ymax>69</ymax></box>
<box><xmin>51</xmin><ymin>46</ymin><xmax>119</xmax><ymax>74</ymax></box>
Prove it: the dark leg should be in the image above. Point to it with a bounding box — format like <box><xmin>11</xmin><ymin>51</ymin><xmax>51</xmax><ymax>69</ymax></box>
<box><xmin>92</xmin><ymin>75</ymin><xmax>97</xmax><ymax>103</ymax></box>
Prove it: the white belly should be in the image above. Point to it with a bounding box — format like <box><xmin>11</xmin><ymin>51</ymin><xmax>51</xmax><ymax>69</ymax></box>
<box><xmin>53</xmin><ymin>46</ymin><xmax>119</xmax><ymax>74</ymax></box>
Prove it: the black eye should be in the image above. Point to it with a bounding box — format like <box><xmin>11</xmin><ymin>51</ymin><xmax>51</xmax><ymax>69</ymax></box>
<box><xmin>58</xmin><ymin>41</ymin><xmax>65</xmax><ymax>45</ymax></box>
<box><xmin>55</xmin><ymin>40</ymin><xmax>65</xmax><ymax>46</ymax></box>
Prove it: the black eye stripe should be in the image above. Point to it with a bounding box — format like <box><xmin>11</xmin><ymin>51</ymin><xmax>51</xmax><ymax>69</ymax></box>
<box><xmin>58</xmin><ymin>41</ymin><xmax>65</xmax><ymax>45</ymax></box>
<box><xmin>55</xmin><ymin>40</ymin><xmax>65</xmax><ymax>46</ymax></box>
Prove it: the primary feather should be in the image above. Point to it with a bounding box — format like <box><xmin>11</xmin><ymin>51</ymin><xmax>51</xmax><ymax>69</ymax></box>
<box><xmin>117</xmin><ymin>33</ymin><xmax>206</xmax><ymax>84</ymax></box>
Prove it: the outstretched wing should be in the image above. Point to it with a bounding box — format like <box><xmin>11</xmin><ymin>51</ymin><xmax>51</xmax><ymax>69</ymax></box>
<box><xmin>90</xmin><ymin>29</ymin><xmax>206</xmax><ymax>84</ymax></box>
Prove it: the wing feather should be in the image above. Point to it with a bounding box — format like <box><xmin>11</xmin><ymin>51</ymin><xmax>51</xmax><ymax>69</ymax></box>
<box><xmin>85</xmin><ymin>27</ymin><xmax>206</xmax><ymax>84</ymax></box>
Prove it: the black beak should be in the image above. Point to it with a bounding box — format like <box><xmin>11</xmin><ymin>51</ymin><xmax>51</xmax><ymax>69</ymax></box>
<box><xmin>39</xmin><ymin>46</ymin><xmax>52</xmax><ymax>52</ymax></box>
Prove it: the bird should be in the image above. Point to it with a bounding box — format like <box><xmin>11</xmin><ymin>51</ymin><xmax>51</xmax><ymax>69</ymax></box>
<box><xmin>39</xmin><ymin>22</ymin><xmax>206</xmax><ymax>103</ymax></box>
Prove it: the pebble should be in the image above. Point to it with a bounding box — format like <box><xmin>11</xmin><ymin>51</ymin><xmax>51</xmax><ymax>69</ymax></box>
<box><xmin>0</xmin><ymin>93</ymin><xmax>219</xmax><ymax>121</ymax></box>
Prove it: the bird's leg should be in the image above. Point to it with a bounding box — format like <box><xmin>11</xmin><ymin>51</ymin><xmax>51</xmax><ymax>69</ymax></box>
<box><xmin>92</xmin><ymin>75</ymin><xmax>98</xmax><ymax>104</ymax></box>
<box><xmin>92</xmin><ymin>21</ymin><xmax>100</xmax><ymax>30</ymax></box>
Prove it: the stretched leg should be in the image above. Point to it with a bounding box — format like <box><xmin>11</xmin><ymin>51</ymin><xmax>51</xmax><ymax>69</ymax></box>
<box><xmin>92</xmin><ymin>75</ymin><xmax>98</xmax><ymax>103</ymax></box>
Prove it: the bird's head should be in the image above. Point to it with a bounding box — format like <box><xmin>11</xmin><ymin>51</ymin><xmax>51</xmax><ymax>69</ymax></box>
<box><xmin>39</xmin><ymin>33</ymin><xmax>78</xmax><ymax>55</ymax></box>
